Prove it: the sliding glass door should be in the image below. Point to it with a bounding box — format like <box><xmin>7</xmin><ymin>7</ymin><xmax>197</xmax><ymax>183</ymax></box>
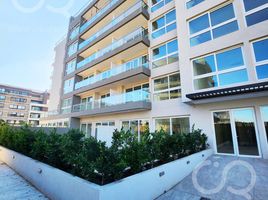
<box><xmin>261</xmin><ymin>106</ymin><xmax>268</xmax><ymax>143</ymax></box>
<box><xmin>213</xmin><ymin>108</ymin><xmax>260</xmax><ymax>157</ymax></box>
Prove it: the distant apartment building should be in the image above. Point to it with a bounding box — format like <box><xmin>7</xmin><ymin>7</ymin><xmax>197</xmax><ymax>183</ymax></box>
<box><xmin>40</xmin><ymin>37</ymin><xmax>70</xmax><ymax>128</ymax></box>
<box><xmin>41</xmin><ymin>0</ymin><xmax>268</xmax><ymax>158</ymax></box>
<box><xmin>0</xmin><ymin>84</ymin><xmax>49</xmax><ymax>126</ymax></box>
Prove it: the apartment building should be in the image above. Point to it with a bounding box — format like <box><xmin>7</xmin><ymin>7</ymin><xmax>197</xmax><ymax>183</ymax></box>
<box><xmin>0</xmin><ymin>84</ymin><xmax>49</xmax><ymax>126</ymax></box>
<box><xmin>41</xmin><ymin>0</ymin><xmax>268</xmax><ymax>158</ymax></box>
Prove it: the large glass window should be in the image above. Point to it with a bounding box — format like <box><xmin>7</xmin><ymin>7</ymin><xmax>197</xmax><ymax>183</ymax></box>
<box><xmin>186</xmin><ymin>0</ymin><xmax>205</xmax><ymax>9</ymax></box>
<box><xmin>152</xmin><ymin>10</ymin><xmax>176</xmax><ymax>39</ymax></box>
<box><xmin>243</xmin><ymin>0</ymin><xmax>268</xmax><ymax>26</ymax></box>
<box><xmin>252</xmin><ymin>38</ymin><xmax>268</xmax><ymax>80</ymax></box>
<box><xmin>154</xmin><ymin>73</ymin><xmax>181</xmax><ymax>101</ymax></box>
<box><xmin>66</xmin><ymin>59</ymin><xmax>76</xmax><ymax>75</ymax></box>
<box><xmin>151</xmin><ymin>0</ymin><xmax>172</xmax><ymax>12</ymax></box>
<box><xmin>261</xmin><ymin>106</ymin><xmax>268</xmax><ymax>142</ymax></box>
<box><xmin>61</xmin><ymin>98</ymin><xmax>72</xmax><ymax>114</ymax></box>
<box><xmin>67</xmin><ymin>41</ymin><xmax>78</xmax><ymax>57</ymax></box>
<box><xmin>122</xmin><ymin>119</ymin><xmax>149</xmax><ymax>140</ymax></box>
<box><xmin>63</xmin><ymin>78</ymin><xmax>74</xmax><ymax>94</ymax></box>
<box><xmin>152</xmin><ymin>39</ymin><xmax>178</xmax><ymax>68</ymax></box>
<box><xmin>189</xmin><ymin>3</ymin><xmax>238</xmax><ymax>46</ymax></box>
<box><xmin>155</xmin><ymin>117</ymin><xmax>190</xmax><ymax>135</ymax></box>
<box><xmin>193</xmin><ymin>47</ymin><xmax>248</xmax><ymax>90</ymax></box>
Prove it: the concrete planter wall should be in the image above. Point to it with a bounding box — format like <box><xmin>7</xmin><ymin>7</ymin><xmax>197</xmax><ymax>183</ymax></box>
<box><xmin>0</xmin><ymin>146</ymin><xmax>213</xmax><ymax>200</ymax></box>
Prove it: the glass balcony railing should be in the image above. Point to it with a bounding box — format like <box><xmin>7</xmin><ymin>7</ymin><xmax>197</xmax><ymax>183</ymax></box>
<box><xmin>79</xmin><ymin>1</ymin><xmax>148</xmax><ymax>50</ymax></box>
<box><xmin>80</xmin><ymin>0</ymin><xmax>121</xmax><ymax>33</ymax></box>
<box><xmin>73</xmin><ymin>89</ymin><xmax>150</xmax><ymax>112</ymax></box>
<box><xmin>75</xmin><ymin>56</ymin><xmax>149</xmax><ymax>90</ymax></box>
<box><xmin>77</xmin><ymin>27</ymin><xmax>148</xmax><ymax>69</ymax></box>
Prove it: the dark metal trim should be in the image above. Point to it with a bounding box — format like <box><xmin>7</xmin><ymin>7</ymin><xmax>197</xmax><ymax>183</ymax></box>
<box><xmin>186</xmin><ymin>82</ymin><xmax>268</xmax><ymax>100</ymax></box>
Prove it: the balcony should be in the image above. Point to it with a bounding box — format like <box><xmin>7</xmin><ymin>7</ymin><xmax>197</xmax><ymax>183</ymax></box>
<box><xmin>80</xmin><ymin>0</ymin><xmax>122</xmax><ymax>33</ymax></box>
<box><xmin>79</xmin><ymin>1</ymin><xmax>148</xmax><ymax>50</ymax></box>
<box><xmin>72</xmin><ymin>89</ymin><xmax>151</xmax><ymax>117</ymax></box>
<box><xmin>74</xmin><ymin>56</ymin><xmax>150</xmax><ymax>92</ymax></box>
<box><xmin>76</xmin><ymin>27</ymin><xmax>149</xmax><ymax>70</ymax></box>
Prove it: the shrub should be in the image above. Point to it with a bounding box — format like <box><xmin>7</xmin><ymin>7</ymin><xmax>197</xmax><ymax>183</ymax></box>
<box><xmin>0</xmin><ymin>123</ymin><xmax>208</xmax><ymax>185</ymax></box>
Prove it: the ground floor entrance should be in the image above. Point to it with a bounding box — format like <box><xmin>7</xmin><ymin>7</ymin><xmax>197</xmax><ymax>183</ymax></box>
<box><xmin>213</xmin><ymin>107</ymin><xmax>261</xmax><ymax>157</ymax></box>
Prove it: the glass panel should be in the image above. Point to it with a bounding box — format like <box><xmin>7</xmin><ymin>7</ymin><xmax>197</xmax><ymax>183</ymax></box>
<box><xmin>166</xmin><ymin>10</ymin><xmax>176</xmax><ymax>23</ymax></box>
<box><xmin>189</xmin><ymin>14</ymin><xmax>210</xmax><ymax>34</ymax></box>
<box><xmin>122</xmin><ymin>121</ymin><xmax>130</xmax><ymax>132</ymax></box>
<box><xmin>154</xmin><ymin>92</ymin><xmax>169</xmax><ymax>101</ymax></box>
<box><xmin>233</xmin><ymin>109</ymin><xmax>259</xmax><ymax>156</ymax></box>
<box><xmin>152</xmin><ymin>28</ymin><xmax>165</xmax><ymax>39</ymax></box>
<box><xmin>193</xmin><ymin>55</ymin><xmax>216</xmax><ymax>76</ymax></box>
<box><xmin>256</xmin><ymin>64</ymin><xmax>268</xmax><ymax>79</ymax></box>
<box><xmin>130</xmin><ymin>120</ymin><xmax>139</xmax><ymax>134</ymax></box>
<box><xmin>210</xmin><ymin>4</ymin><xmax>235</xmax><ymax>26</ymax></box>
<box><xmin>152</xmin><ymin>17</ymin><xmax>165</xmax><ymax>31</ymax></box>
<box><xmin>219</xmin><ymin>69</ymin><xmax>248</xmax><ymax>86</ymax></box>
<box><xmin>169</xmin><ymin>73</ymin><xmax>181</xmax><ymax>88</ymax></box>
<box><xmin>194</xmin><ymin>76</ymin><xmax>218</xmax><ymax>90</ymax></box>
<box><xmin>155</xmin><ymin>118</ymin><xmax>170</xmax><ymax>133</ymax></box>
<box><xmin>153</xmin><ymin>45</ymin><xmax>167</xmax><ymax>60</ymax></box>
<box><xmin>246</xmin><ymin>8</ymin><xmax>268</xmax><ymax>26</ymax></box>
<box><xmin>151</xmin><ymin>0</ymin><xmax>164</xmax><ymax>12</ymax></box>
<box><xmin>81</xmin><ymin>124</ymin><xmax>87</xmax><ymax>135</ymax></box>
<box><xmin>172</xmin><ymin>118</ymin><xmax>190</xmax><ymax>134</ymax></box>
<box><xmin>167</xmin><ymin>39</ymin><xmax>178</xmax><ymax>54</ymax></box>
<box><xmin>243</xmin><ymin>0</ymin><xmax>268</xmax><ymax>12</ymax></box>
<box><xmin>154</xmin><ymin>77</ymin><xmax>168</xmax><ymax>91</ymax></box>
<box><xmin>186</xmin><ymin>0</ymin><xmax>204</xmax><ymax>9</ymax></box>
<box><xmin>170</xmin><ymin>89</ymin><xmax>181</xmax><ymax>99</ymax></box>
<box><xmin>152</xmin><ymin>57</ymin><xmax>167</xmax><ymax>68</ymax></box>
<box><xmin>168</xmin><ymin>53</ymin><xmax>179</xmax><ymax>64</ymax></box>
<box><xmin>190</xmin><ymin>31</ymin><xmax>212</xmax><ymax>46</ymax></box>
<box><xmin>166</xmin><ymin>22</ymin><xmax>177</xmax><ymax>33</ymax></box>
<box><xmin>260</xmin><ymin>106</ymin><xmax>268</xmax><ymax>142</ymax></box>
<box><xmin>212</xmin><ymin>21</ymin><xmax>239</xmax><ymax>39</ymax></box>
<box><xmin>216</xmin><ymin>47</ymin><xmax>244</xmax><ymax>71</ymax></box>
<box><xmin>139</xmin><ymin>120</ymin><xmax>149</xmax><ymax>135</ymax></box>
<box><xmin>253</xmin><ymin>38</ymin><xmax>268</xmax><ymax>62</ymax></box>
<box><xmin>213</xmin><ymin>111</ymin><xmax>234</xmax><ymax>154</ymax></box>
<box><xmin>87</xmin><ymin>124</ymin><xmax>92</xmax><ymax>137</ymax></box>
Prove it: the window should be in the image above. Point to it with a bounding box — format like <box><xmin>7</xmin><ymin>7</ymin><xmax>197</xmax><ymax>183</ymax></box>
<box><xmin>154</xmin><ymin>73</ymin><xmax>181</xmax><ymax>101</ymax></box>
<box><xmin>0</xmin><ymin>95</ymin><xmax>6</xmax><ymax>101</ymax></box>
<box><xmin>152</xmin><ymin>39</ymin><xmax>178</xmax><ymax>68</ymax></box>
<box><xmin>61</xmin><ymin>98</ymin><xmax>72</xmax><ymax>114</ymax></box>
<box><xmin>69</xmin><ymin>25</ymin><xmax>79</xmax><ymax>41</ymax></box>
<box><xmin>9</xmin><ymin>105</ymin><xmax>17</xmax><ymax>109</ymax></box>
<box><xmin>66</xmin><ymin>59</ymin><xmax>76</xmax><ymax>75</ymax></box>
<box><xmin>193</xmin><ymin>47</ymin><xmax>248</xmax><ymax>90</ymax></box>
<box><xmin>151</xmin><ymin>0</ymin><xmax>172</xmax><ymax>12</ymax></box>
<box><xmin>186</xmin><ymin>0</ymin><xmax>204</xmax><ymax>9</ymax></box>
<box><xmin>64</xmin><ymin>78</ymin><xmax>74</xmax><ymax>94</ymax></box>
<box><xmin>243</xmin><ymin>0</ymin><xmax>268</xmax><ymax>26</ymax></box>
<box><xmin>152</xmin><ymin>10</ymin><xmax>176</xmax><ymax>39</ymax></box>
<box><xmin>0</xmin><ymin>103</ymin><xmax>3</xmax><ymax>108</ymax></box>
<box><xmin>155</xmin><ymin>117</ymin><xmax>190</xmax><ymax>135</ymax></box>
<box><xmin>67</xmin><ymin>41</ymin><xmax>78</xmax><ymax>57</ymax></box>
<box><xmin>10</xmin><ymin>97</ymin><xmax>26</xmax><ymax>103</ymax></box>
<box><xmin>0</xmin><ymin>88</ymin><xmax>5</xmax><ymax>93</ymax></box>
<box><xmin>189</xmin><ymin>4</ymin><xmax>238</xmax><ymax>46</ymax></box>
<box><xmin>0</xmin><ymin>111</ymin><xmax>2</xmax><ymax>116</ymax></box>
<box><xmin>252</xmin><ymin>38</ymin><xmax>268</xmax><ymax>80</ymax></box>
<box><xmin>18</xmin><ymin>105</ymin><xmax>26</xmax><ymax>110</ymax></box>
<box><xmin>122</xmin><ymin>119</ymin><xmax>149</xmax><ymax>140</ymax></box>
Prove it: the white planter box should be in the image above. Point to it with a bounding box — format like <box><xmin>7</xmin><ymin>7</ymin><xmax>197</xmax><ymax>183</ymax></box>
<box><xmin>0</xmin><ymin>146</ymin><xmax>213</xmax><ymax>200</ymax></box>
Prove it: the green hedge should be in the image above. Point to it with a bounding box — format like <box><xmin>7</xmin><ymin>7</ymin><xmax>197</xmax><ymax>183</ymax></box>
<box><xmin>0</xmin><ymin>121</ymin><xmax>208</xmax><ymax>185</ymax></box>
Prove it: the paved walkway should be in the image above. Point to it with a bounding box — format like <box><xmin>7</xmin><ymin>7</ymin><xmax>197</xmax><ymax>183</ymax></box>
<box><xmin>157</xmin><ymin>155</ymin><xmax>268</xmax><ymax>200</ymax></box>
<box><xmin>0</xmin><ymin>161</ymin><xmax>48</xmax><ymax>200</ymax></box>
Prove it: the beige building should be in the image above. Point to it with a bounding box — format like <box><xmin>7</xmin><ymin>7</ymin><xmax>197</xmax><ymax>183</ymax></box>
<box><xmin>41</xmin><ymin>0</ymin><xmax>268</xmax><ymax>158</ymax></box>
<box><xmin>0</xmin><ymin>84</ymin><xmax>49</xmax><ymax>126</ymax></box>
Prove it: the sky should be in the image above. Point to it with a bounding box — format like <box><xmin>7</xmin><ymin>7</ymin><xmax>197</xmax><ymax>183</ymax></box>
<box><xmin>0</xmin><ymin>0</ymin><xmax>90</xmax><ymax>92</ymax></box>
